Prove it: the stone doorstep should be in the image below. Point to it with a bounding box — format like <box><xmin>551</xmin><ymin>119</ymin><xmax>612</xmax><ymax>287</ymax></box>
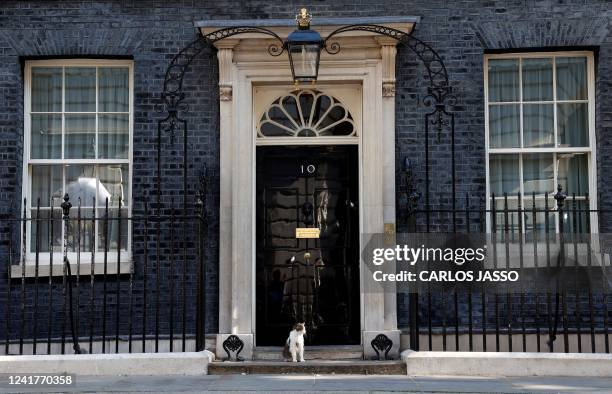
<box><xmin>253</xmin><ymin>345</ymin><xmax>363</xmax><ymax>361</ymax></box>
<box><xmin>208</xmin><ymin>360</ymin><xmax>406</xmax><ymax>375</ymax></box>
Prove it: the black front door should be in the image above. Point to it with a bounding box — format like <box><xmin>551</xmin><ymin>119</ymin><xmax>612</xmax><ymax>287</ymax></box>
<box><xmin>256</xmin><ymin>145</ymin><xmax>360</xmax><ymax>346</ymax></box>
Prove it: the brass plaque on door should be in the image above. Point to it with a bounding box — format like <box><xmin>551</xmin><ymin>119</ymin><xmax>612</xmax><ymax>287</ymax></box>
<box><xmin>384</xmin><ymin>223</ymin><xmax>396</xmax><ymax>246</ymax></box>
<box><xmin>384</xmin><ymin>223</ymin><xmax>395</xmax><ymax>234</ymax></box>
<box><xmin>295</xmin><ymin>228</ymin><xmax>321</xmax><ymax>239</ymax></box>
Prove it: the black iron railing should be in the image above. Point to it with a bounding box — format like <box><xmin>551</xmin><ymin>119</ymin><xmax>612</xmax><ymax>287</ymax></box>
<box><xmin>3</xmin><ymin>186</ymin><xmax>611</xmax><ymax>355</ymax></box>
<box><xmin>402</xmin><ymin>187</ymin><xmax>611</xmax><ymax>353</ymax></box>
<box><xmin>1</xmin><ymin>194</ymin><xmax>207</xmax><ymax>355</ymax></box>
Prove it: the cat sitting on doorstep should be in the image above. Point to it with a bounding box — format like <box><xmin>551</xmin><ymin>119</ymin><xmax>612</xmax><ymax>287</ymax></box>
<box><xmin>283</xmin><ymin>322</ymin><xmax>306</xmax><ymax>362</ymax></box>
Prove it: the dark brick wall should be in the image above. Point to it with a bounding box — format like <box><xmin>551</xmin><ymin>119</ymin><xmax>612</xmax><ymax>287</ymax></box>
<box><xmin>0</xmin><ymin>0</ymin><xmax>611</xmax><ymax>343</ymax></box>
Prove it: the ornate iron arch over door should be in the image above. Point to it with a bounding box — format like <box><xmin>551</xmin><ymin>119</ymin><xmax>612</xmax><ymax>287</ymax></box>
<box><xmin>157</xmin><ymin>21</ymin><xmax>456</xmax><ymax>221</ymax></box>
<box><xmin>157</xmin><ymin>19</ymin><xmax>456</xmax><ymax>354</ymax></box>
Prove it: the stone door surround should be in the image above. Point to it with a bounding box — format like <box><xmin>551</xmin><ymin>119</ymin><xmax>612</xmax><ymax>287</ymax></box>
<box><xmin>196</xmin><ymin>15</ymin><xmax>418</xmax><ymax>359</ymax></box>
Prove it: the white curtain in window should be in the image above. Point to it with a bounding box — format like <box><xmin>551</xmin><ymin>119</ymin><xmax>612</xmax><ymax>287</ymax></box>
<box><xmin>489</xmin><ymin>154</ymin><xmax>520</xmax><ymax>196</ymax></box>
<box><xmin>31</xmin><ymin>68</ymin><xmax>62</xmax><ymax>160</ymax></box>
<box><xmin>99</xmin><ymin>68</ymin><xmax>129</xmax><ymax>112</ymax></box>
<box><xmin>65</xmin><ymin>114</ymin><xmax>96</xmax><ymax>158</ymax></box>
<box><xmin>558</xmin><ymin>103</ymin><xmax>588</xmax><ymax>147</ymax></box>
<box><xmin>99</xmin><ymin>114</ymin><xmax>129</xmax><ymax>159</ymax></box>
<box><xmin>31</xmin><ymin>114</ymin><xmax>62</xmax><ymax>159</ymax></box>
<box><xmin>522</xmin><ymin>58</ymin><xmax>553</xmax><ymax>101</ymax></box>
<box><xmin>99</xmin><ymin>68</ymin><xmax>129</xmax><ymax>159</ymax></box>
<box><xmin>523</xmin><ymin>104</ymin><xmax>554</xmax><ymax>147</ymax></box>
<box><xmin>488</xmin><ymin>59</ymin><xmax>519</xmax><ymax>102</ymax></box>
<box><xmin>522</xmin><ymin>153</ymin><xmax>554</xmax><ymax>195</ymax></box>
<box><xmin>558</xmin><ymin>153</ymin><xmax>588</xmax><ymax>195</ymax></box>
<box><xmin>65</xmin><ymin>67</ymin><xmax>96</xmax><ymax>112</ymax></box>
<box><xmin>556</xmin><ymin>57</ymin><xmax>587</xmax><ymax>100</ymax></box>
<box><xmin>31</xmin><ymin>68</ymin><xmax>62</xmax><ymax>112</ymax></box>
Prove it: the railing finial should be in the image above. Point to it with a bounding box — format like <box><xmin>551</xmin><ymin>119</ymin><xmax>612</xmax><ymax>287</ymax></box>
<box><xmin>554</xmin><ymin>184</ymin><xmax>566</xmax><ymax>210</ymax></box>
<box><xmin>61</xmin><ymin>193</ymin><xmax>72</xmax><ymax>219</ymax></box>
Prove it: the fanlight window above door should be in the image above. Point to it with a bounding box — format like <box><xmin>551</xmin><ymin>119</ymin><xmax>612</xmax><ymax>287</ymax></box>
<box><xmin>258</xmin><ymin>89</ymin><xmax>356</xmax><ymax>138</ymax></box>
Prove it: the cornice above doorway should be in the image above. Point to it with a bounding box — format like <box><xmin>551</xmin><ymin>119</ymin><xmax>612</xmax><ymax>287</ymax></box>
<box><xmin>195</xmin><ymin>15</ymin><xmax>419</xmax><ymax>39</ymax></box>
<box><xmin>196</xmin><ymin>15</ymin><xmax>417</xmax><ymax>65</ymax></box>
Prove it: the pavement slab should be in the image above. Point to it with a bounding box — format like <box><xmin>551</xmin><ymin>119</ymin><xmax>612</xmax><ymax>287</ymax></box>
<box><xmin>1</xmin><ymin>374</ymin><xmax>611</xmax><ymax>393</ymax></box>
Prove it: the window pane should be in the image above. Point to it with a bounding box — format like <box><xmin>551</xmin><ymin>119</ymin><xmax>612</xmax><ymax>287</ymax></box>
<box><xmin>523</xmin><ymin>153</ymin><xmax>554</xmax><ymax>195</ymax></box>
<box><xmin>64</xmin><ymin>164</ymin><xmax>96</xmax><ymax>207</ymax></box>
<box><xmin>523</xmin><ymin>104</ymin><xmax>553</xmax><ymax>147</ymax></box>
<box><xmin>30</xmin><ymin>209</ymin><xmax>62</xmax><ymax>253</ymax></box>
<box><xmin>31</xmin><ymin>67</ymin><xmax>62</xmax><ymax>112</ymax></box>
<box><xmin>557</xmin><ymin>103</ymin><xmax>588</xmax><ymax>147</ymax></box>
<box><xmin>31</xmin><ymin>165</ymin><xmax>62</xmax><ymax>207</ymax></box>
<box><xmin>30</xmin><ymin>114</ymin><xmax>62</xmax><ymax>159</ymax></box>
<box><xmin>98</xmin><ymin>164</ymin><xmax>129</xmax><ymax>207</ymax></box>
<box><xmin>268</xmin><ymin>105</ymin><xmax>295</xmax><ymax>130</ymax></box>
<box><xmin>489</xmin><ymin>105</ymin><xmax>519</xmax><ymax>148</ymax></box>
<box><xmin>65</xmin><ymin>114</ymin><xmax>96</xmax><ymax>158</ymax></box>
<box><xmin>557</xmin><ymin>152</ymin><xmax>589</xmax><ymax>196</ymax></box>
<box><xmin>522</xmin><ymin>58</ymin><xmax>553</xmax><ymax>101</ymax></box>
<box><xmin>488</xmin><ymin>59</ymin><xmax>519</xmax><ymax>102</ymax></box>
<box><xmin>66</xmin><ymin>208</ymin><xmax>95</xmax><ymax>253</ymax></box>
<box><xmin>99</xmin><ymin>67</ymin><xmax>129</xmax><ymax>112</ymax></box>
<box><xmin>489</xmin><ymin>154</ymin><xmax>520</xmax><ymax>195</ymax></box>
<box><xmin>523</xmin><ymin>198</ymin><xmax>556</xmax><ymax>236</ymax></box>
<box><xmin>493</xmin><ymin>198</ymin><xmax>520</xmax><ymax>236</ymax></box>
<box><xmin>563</xmin><ymin>199</ymin><xmax>589</xmax><ymax>234</ymax></box>
<box><xmin>97</xmin><ymin>208</ymin><xmax>128</xmax><ymax>252</ymax></box>
<box><xmin>65</xmin><ymin>67</ymin><xmax>96</xmax><ymax>112</ymax></box>
<box><xmin>98</xmin><ymin>114</ymin><xmax>128</xmax><ymax>159</ymax></box>
<box><xmin>259</xmin><ymin>121</ymin><xmax>291</xmax><ymax>137</ymax></box>
<box><xmin>556</xmin><ymin>57</ymin><xmax>587</xmax><ymax>101</ymax></box>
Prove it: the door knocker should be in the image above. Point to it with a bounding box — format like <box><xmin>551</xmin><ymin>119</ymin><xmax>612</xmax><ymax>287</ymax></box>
<box><xmin>301</xmin><ymin>201</ymin><xmax>314</xmax><ymax>225</ymax></box>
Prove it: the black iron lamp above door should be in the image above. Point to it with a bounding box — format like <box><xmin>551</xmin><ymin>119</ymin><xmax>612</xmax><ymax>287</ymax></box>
<box><xmin>285</xmin><ymin>8</ymin><xmax>324</xmax><ymax>84</ymax></box>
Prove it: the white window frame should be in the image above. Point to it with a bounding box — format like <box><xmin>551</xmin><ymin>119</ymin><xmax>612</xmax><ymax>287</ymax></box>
<box><xmin>484</xmin><ymin>51</ymin><xmax>597</xmax><ymax>233</ymax></box>
<box><xmin>22</xmin><ymin>59</ymin><xmax>133</xmax><ymax>264</ymax></box>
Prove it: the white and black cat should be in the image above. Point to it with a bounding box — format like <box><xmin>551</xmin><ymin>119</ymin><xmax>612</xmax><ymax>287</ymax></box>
<box><xmin>283</xmin><ymin>322</ymin><xmax>306</xmax><ymax>362</ymax></box>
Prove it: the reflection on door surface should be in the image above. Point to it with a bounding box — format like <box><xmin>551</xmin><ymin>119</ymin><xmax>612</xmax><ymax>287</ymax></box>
<box><xmin>256</xmin><ymin>145</ymin><xmax>360</xmax><ymax>346</ymax></box>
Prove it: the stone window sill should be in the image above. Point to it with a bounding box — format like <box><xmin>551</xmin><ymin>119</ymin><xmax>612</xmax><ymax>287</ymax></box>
<box><xmin>10</xmin><ymin>261</ymin><xmax>133</xmax><ymax>279</ymax></box>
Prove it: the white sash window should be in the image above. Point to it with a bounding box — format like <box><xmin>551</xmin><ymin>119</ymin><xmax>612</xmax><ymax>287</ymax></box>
<box><xmin>485</xmin><ymin>52</ymin><xmax>596</xmax><ymax>233</ymax></box>
<box><xmin>23</xmin><ymin>60</ymin><xmax>133</xmax><ymax>262</ymax></box>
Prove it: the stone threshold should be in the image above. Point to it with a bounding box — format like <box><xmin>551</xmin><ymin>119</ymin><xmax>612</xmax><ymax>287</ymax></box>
<box><xmin>253</xmin><ymin>345</ymin><xmax>363</xmax><ymax>361</ymax></box>
<box><xmin>208</xmin><ymin>360</ymin><xmax>406</xmax><ymax>375</ymax></box>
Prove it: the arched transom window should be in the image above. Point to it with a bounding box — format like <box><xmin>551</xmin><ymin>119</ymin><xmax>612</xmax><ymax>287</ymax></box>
<box><xmin>257</xmin><ymin>89</ymin><xmax>356</xmax><ymax>138</ymax></box>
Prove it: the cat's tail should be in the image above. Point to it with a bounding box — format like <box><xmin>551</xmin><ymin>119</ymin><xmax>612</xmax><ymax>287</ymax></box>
<box><xmin>282</xmin><ymin>338</ymin><xmax>291</xmax><ymax>360</ymax></box>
